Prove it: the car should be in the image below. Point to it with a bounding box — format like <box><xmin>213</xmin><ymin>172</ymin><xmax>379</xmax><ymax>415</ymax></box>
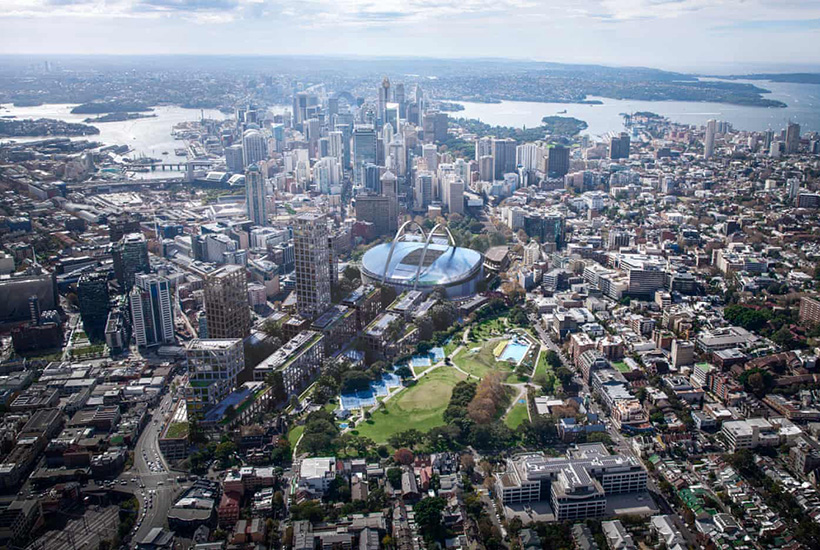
<box><xmin>157</xmin><ymin>481</ymin><xmax>164</xmax><ymax>486</ymax></box>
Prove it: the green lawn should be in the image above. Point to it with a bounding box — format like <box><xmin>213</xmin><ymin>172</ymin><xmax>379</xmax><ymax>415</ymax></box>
<box><xmin>287</xmin><ymin>425</ymin><xmax>304</xmax><ymax>447</ymax></box>
<box><xmin>504</xmin><ymin>401</ymin><xmax>529</xmax><ymax>429</ymax></box>
<box><xmin>532</xmin><ymin>345</ymin><xmax>559</xmax><ymax>392</ymax></box>
<box><xmin>468</xmin><ymin>317</ymin><xmax>508</xmax><ymax>342</ymax></box>
<box><xmin>353</xmin><ymin>367</ymin><xmax>467</xmax><ymax>443</ymax></box>
<box><xmin>165</xmin><ymin>422</ymin><xmax>188</xmax><ymax>439</ymax></box>
<box><xmin>452</xmin><ymin>337</ymin><xmax>517</xmax><ymax>379</ymax></box>
<box><xmin>443</xmin><ymin>331</ymin><xmax>463</xmax><ymax>356</ymax></box>
<box><xmin>412</xmin><ymin>364</ymin><xmax>432</xmax><ymax>376</ymax></box>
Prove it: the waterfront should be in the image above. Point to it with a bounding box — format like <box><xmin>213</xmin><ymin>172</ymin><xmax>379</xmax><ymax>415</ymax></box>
<box><xmin>0</xmin><ymin>103</ymin><xmax>230</xmax><ymax>159</ymax></box>
<box><xmin>455</xmin><ymin>79</ymin><xmax>820</xmax><ymax>136</ymax></box>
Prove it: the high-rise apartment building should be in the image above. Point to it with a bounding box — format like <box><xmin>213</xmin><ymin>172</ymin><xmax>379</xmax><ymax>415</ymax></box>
<box><xmin>294</xmin><ymin>212</ymin><xmax>331</xmax><ymax>320</ymax></box>
<box><xmin>704</xmin><ymin>119</ymin><xmax>716</xmax><ymax>159</ymax></box>
<box><xmin>242</xmin><ymin>129</ymin><xmax>267</xmax><ymax>167</ymax></box>
<box><xmin>204</xmin><ymin>264</ymin><xmax>251</xmax><ymax>339</ymax></box>
<box><xmin>185</xmin><ymin>338</ymin><xmax>244</xmax><ymax>415</ymax></box>
<box><xmin>78</xmin><ymin>271</ymin><xmax>110</xmax><ymax>339</ymax></box>
<box><xmin>786</xmin><ymin>122</ymin><xmax>801</xmax><ymax>154</ymax></box>
<box><xmin>112</xmin><ymin>232</ymin><xmax>150</xmax><ymax>291</ymax></box>
<box><xmin>245</xmin><ymin>164</ymin><xmax>267</xmax><ymax>226</ymax></box>
<box><xmin>378</xmin><ymin>76</ymin><xmax>391</xmax><ymax>124</ymax></box>
<box><xmin>130</xmin><ymin>273</ymin><xmax>174</xmax><ymax>348</ymax></box>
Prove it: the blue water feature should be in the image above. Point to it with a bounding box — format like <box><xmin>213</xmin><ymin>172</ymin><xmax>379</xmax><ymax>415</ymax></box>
<box><xmin>499</xmin><ymin>339</ymin><xmax>530</xmax><ymax>364</ymax></box>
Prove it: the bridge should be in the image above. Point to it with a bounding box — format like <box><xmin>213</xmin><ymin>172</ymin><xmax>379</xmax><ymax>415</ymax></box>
<box><xmin>122</xmin><ymin>159</ymin><xmax>215</xmax><ymax>172</ymax></box>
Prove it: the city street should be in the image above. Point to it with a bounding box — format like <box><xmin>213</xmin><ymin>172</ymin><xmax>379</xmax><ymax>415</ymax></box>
<box><xmin>129</xmin><ymin>391</ymin><xmax>181</xmax><ymax>547</ymax></box>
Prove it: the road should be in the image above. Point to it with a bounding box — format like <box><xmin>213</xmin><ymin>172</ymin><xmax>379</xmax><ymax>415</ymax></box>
<box><xmin>129</xmin><ymin>391</ymin><xmax>182</xmax><ymax>547</ymax></box>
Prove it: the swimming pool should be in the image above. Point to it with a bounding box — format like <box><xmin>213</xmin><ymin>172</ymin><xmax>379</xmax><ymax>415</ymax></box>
<box><xmin>498</xmin><ymin>339</ymin><xmax>531</xmax><ymax>364</ymax></box>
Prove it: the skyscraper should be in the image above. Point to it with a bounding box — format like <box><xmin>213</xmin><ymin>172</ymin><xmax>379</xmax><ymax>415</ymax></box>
<box><xmin>414</xmin><ymin>171</ymin><xmax>434</xmax><ymax>211</ymax></box>
<box><xmin>786</xmin><ymin>122</ymin><xmax>800</xmax><ymax>154</ymax></box>
<box><xmin>112</xmin><ymin>232</ymin><xmax>150</xmax><ymax>291</ymax></box>
<box><xmin>353</xmin><ymin>125</ymin><xmax>377</xmax><ymax>186</ymax></box>
<box><xmin>422</xmin><ymin>143</ymin><xmax>438</xmax><ymax>172</ymax></box>
<box><xmin>492</xmin><ymin>138</ymin><xmax>517</xmax><ymax>180</ymax></box>
<box><xmin>704</xmin><ymin>119</ymin><xmax>716</xmax><ymax>159</ymax></box>
<box><xmin>78</xmin><ymin>270</ymin><xmax>110</xmax><ymax>339</ymax></box>
<box><xmin>204</xmin><ymin>264</ymin><xmax>251</xmax><ymax>339</ymax></box>
<box><xmin>443</xmin><ymin>177</ymin><xmax>465</xmax><ymax>215</ymax></box>
<box><xmin>547</xmin><ymin>145</ymin><xmax>570</xmax><ymax>178</ymax></box>
<box><xmin>388</xmin><ymin>139</ymin><xmax>407</xmax><ymax>177</ymax></box>
<box><xmin>294</xmin><ymin>212</ymin><xmax>331</xmax><ymax>320</ymax></box>
<box><xmin>242</xmin><ymin>129</ymin><xmax>267</xmax><ymax>167</ymax></box>
<box><xmin>384</xmin><ymin>103</ymin><xmax>400</xmax><ymax>133</ymax></box>
<box><xmin>245</xmin><ymin>164</ymin><xmax>267</xmax><ymax>226</ymax></box>
<box><xmin>130</xmin><ymin>273</ymin><xmax>174</xmax><ymax>348</ymax></box>
<box><xmin>788</xmin><ymin>178</ymin><xmax>801</xmax><ymax>203</ymax></box>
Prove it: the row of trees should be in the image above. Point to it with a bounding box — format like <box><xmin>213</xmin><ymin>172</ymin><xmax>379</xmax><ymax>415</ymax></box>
<box><xmin>467</xmin><ymin>373</ymin><xmax>507</xmax><ymax>425</ymax></box>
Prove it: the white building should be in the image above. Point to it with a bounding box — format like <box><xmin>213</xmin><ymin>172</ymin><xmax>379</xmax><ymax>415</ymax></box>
<box><xmin>298</xmin><ymin>457</ymin><xmax>337</xmax><ymax>496</ymax></box>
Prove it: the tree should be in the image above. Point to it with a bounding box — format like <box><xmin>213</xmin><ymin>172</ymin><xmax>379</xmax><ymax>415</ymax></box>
<box><xmin>415</xmin><ymin>315</ymin><xmax>434</xmax><ymax>341</ymax></box>
<box><xmin>460</xmin><ymin>454</ymin><xmax>475</xmax><ymax>473</ymax></box>
<box><xmin>341</xmin><ymin>370</ymin><xmax>374</xmax><ymax>393</ymax></box>
<box><xmin>266</xmin><ymin>371</ymin><xmax>288</xmax><ymax>404</ymax></box>
<box><xmin>290</xmin><ymin>500</ymin><xmax>325</xmax><ymax>522</ymax></box>
<box><xmin>386</xmin><ymin>467</ymin><xmax>403</xmax><ymax>488</ymax></box>
<box><xmin>395</xmin><ymin>366</ymin><xmax>413</xmax><ymax>379</ymax></box>
<box><xmin>414</xmin><ymin>497</ymin><xmax>447</xmax><ymax>544</ymax></box>
<box><xmin>394</xmin><ymin>448</ymin><xmax>414</xmax><ymax>465</ymax></box>
<box><xmin>430</xmin><ymin>303</ymin><xmax>457</xmax><ymax>332</ymax></box>
<box><xmin>289</xmin><ymin>394</ymin><xmax>300</xmax><ymax>410</ymax></box>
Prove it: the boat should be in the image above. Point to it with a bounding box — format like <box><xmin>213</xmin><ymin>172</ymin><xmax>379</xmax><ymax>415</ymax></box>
<box><xmin>162</xmin><ymin>151</ymin><xmax>169</xmax><ymax>155</ymax></box>
<box><xmin>557</xmin><ymin>109</ymin><xmax>567</xmax><ymax>114</ymax></box>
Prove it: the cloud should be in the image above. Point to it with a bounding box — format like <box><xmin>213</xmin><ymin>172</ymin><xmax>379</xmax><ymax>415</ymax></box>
<box><xmin>715</xmin><ymin>18</ymin><xmax>820</xmax><ymax>31</ymax></box>
<box><xmin>6</xmin><ymin>0</ymin><xmax>820</xmax><ymax>30</ymax></box>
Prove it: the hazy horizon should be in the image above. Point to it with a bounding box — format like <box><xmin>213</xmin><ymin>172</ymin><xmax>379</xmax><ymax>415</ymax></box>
<box><xmin>2</xmin><ymin>1</ymin><xmax>820</xmax><ymax>74</ymax></box>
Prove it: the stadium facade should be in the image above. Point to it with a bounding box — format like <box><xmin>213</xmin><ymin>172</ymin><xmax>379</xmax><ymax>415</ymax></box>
<box><xmin>360</xmin><ymin>222</ymin><xmax>484</xmax><ymax>300</ymax></box>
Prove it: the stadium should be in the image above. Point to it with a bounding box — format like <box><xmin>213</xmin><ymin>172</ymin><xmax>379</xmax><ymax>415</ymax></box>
<box><xmin>360</xmin><ymin>222</ymin><xmax>484</xmax><ymax>299</ymax></box>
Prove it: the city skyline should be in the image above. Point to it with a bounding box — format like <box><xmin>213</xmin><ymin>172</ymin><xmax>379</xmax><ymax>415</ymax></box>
<box><xmin>1</xmin><ymin>0</ymin><xmax>820</xmax><ymax>72</ymax></box>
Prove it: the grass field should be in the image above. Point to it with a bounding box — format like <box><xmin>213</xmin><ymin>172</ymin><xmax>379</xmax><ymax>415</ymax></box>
<box><xmin>532</xmin><ymin>345</ymin><xmax>559</xmax><ymax>392</ymax></box>
<box><xmin>504</xmin><ymin>401</ymin><xmax>530</xmax><ymax>429</ymax></box>
<box><xmin>412</xmin><ymin>364</ymin><xmax>433</xmax><ymax>376</ymax></box>
<box><xmin>353</xmin><ymin>367</ymin><xmax>467</xmax><ymax>443</ymax></box>
<box><xmin>453</xmin><ymin>337</ymin><xmax>517</xmax><ymax>379</ymax></box>
<box><xmin>287</xmin><ymin>425</ymin><xmax>304</xmax><ymax>447</ymax></box>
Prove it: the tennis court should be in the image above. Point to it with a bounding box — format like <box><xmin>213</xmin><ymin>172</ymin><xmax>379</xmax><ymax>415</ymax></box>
<box><xmin>339</xmin><ymin>373</ymin><xmax>403</xmax><ymax>410</ymax></box>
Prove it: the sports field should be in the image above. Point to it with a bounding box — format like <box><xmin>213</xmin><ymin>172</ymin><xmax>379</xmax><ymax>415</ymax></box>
<box><xmin>353</xmin><ymin>367</ymin><xmax>467</xmax><ymax>443</ymax></box>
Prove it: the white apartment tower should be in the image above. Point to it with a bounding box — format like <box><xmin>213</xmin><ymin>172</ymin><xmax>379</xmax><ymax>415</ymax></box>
<box><xmin>245</xmin><ymin>164</ymin><xmax>267</xmax><ymax>226</ymax></box>
<box><xmin>130</xmin><ymin>273</ymin><xmax>174</xmax><ymax>348</ymax></box>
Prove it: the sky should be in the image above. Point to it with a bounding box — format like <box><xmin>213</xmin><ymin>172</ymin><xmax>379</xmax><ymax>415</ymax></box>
<box><xmin>2</xmin><ymin>0</ymin><xmax>820</xmax><ymax>73</ymax></box>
